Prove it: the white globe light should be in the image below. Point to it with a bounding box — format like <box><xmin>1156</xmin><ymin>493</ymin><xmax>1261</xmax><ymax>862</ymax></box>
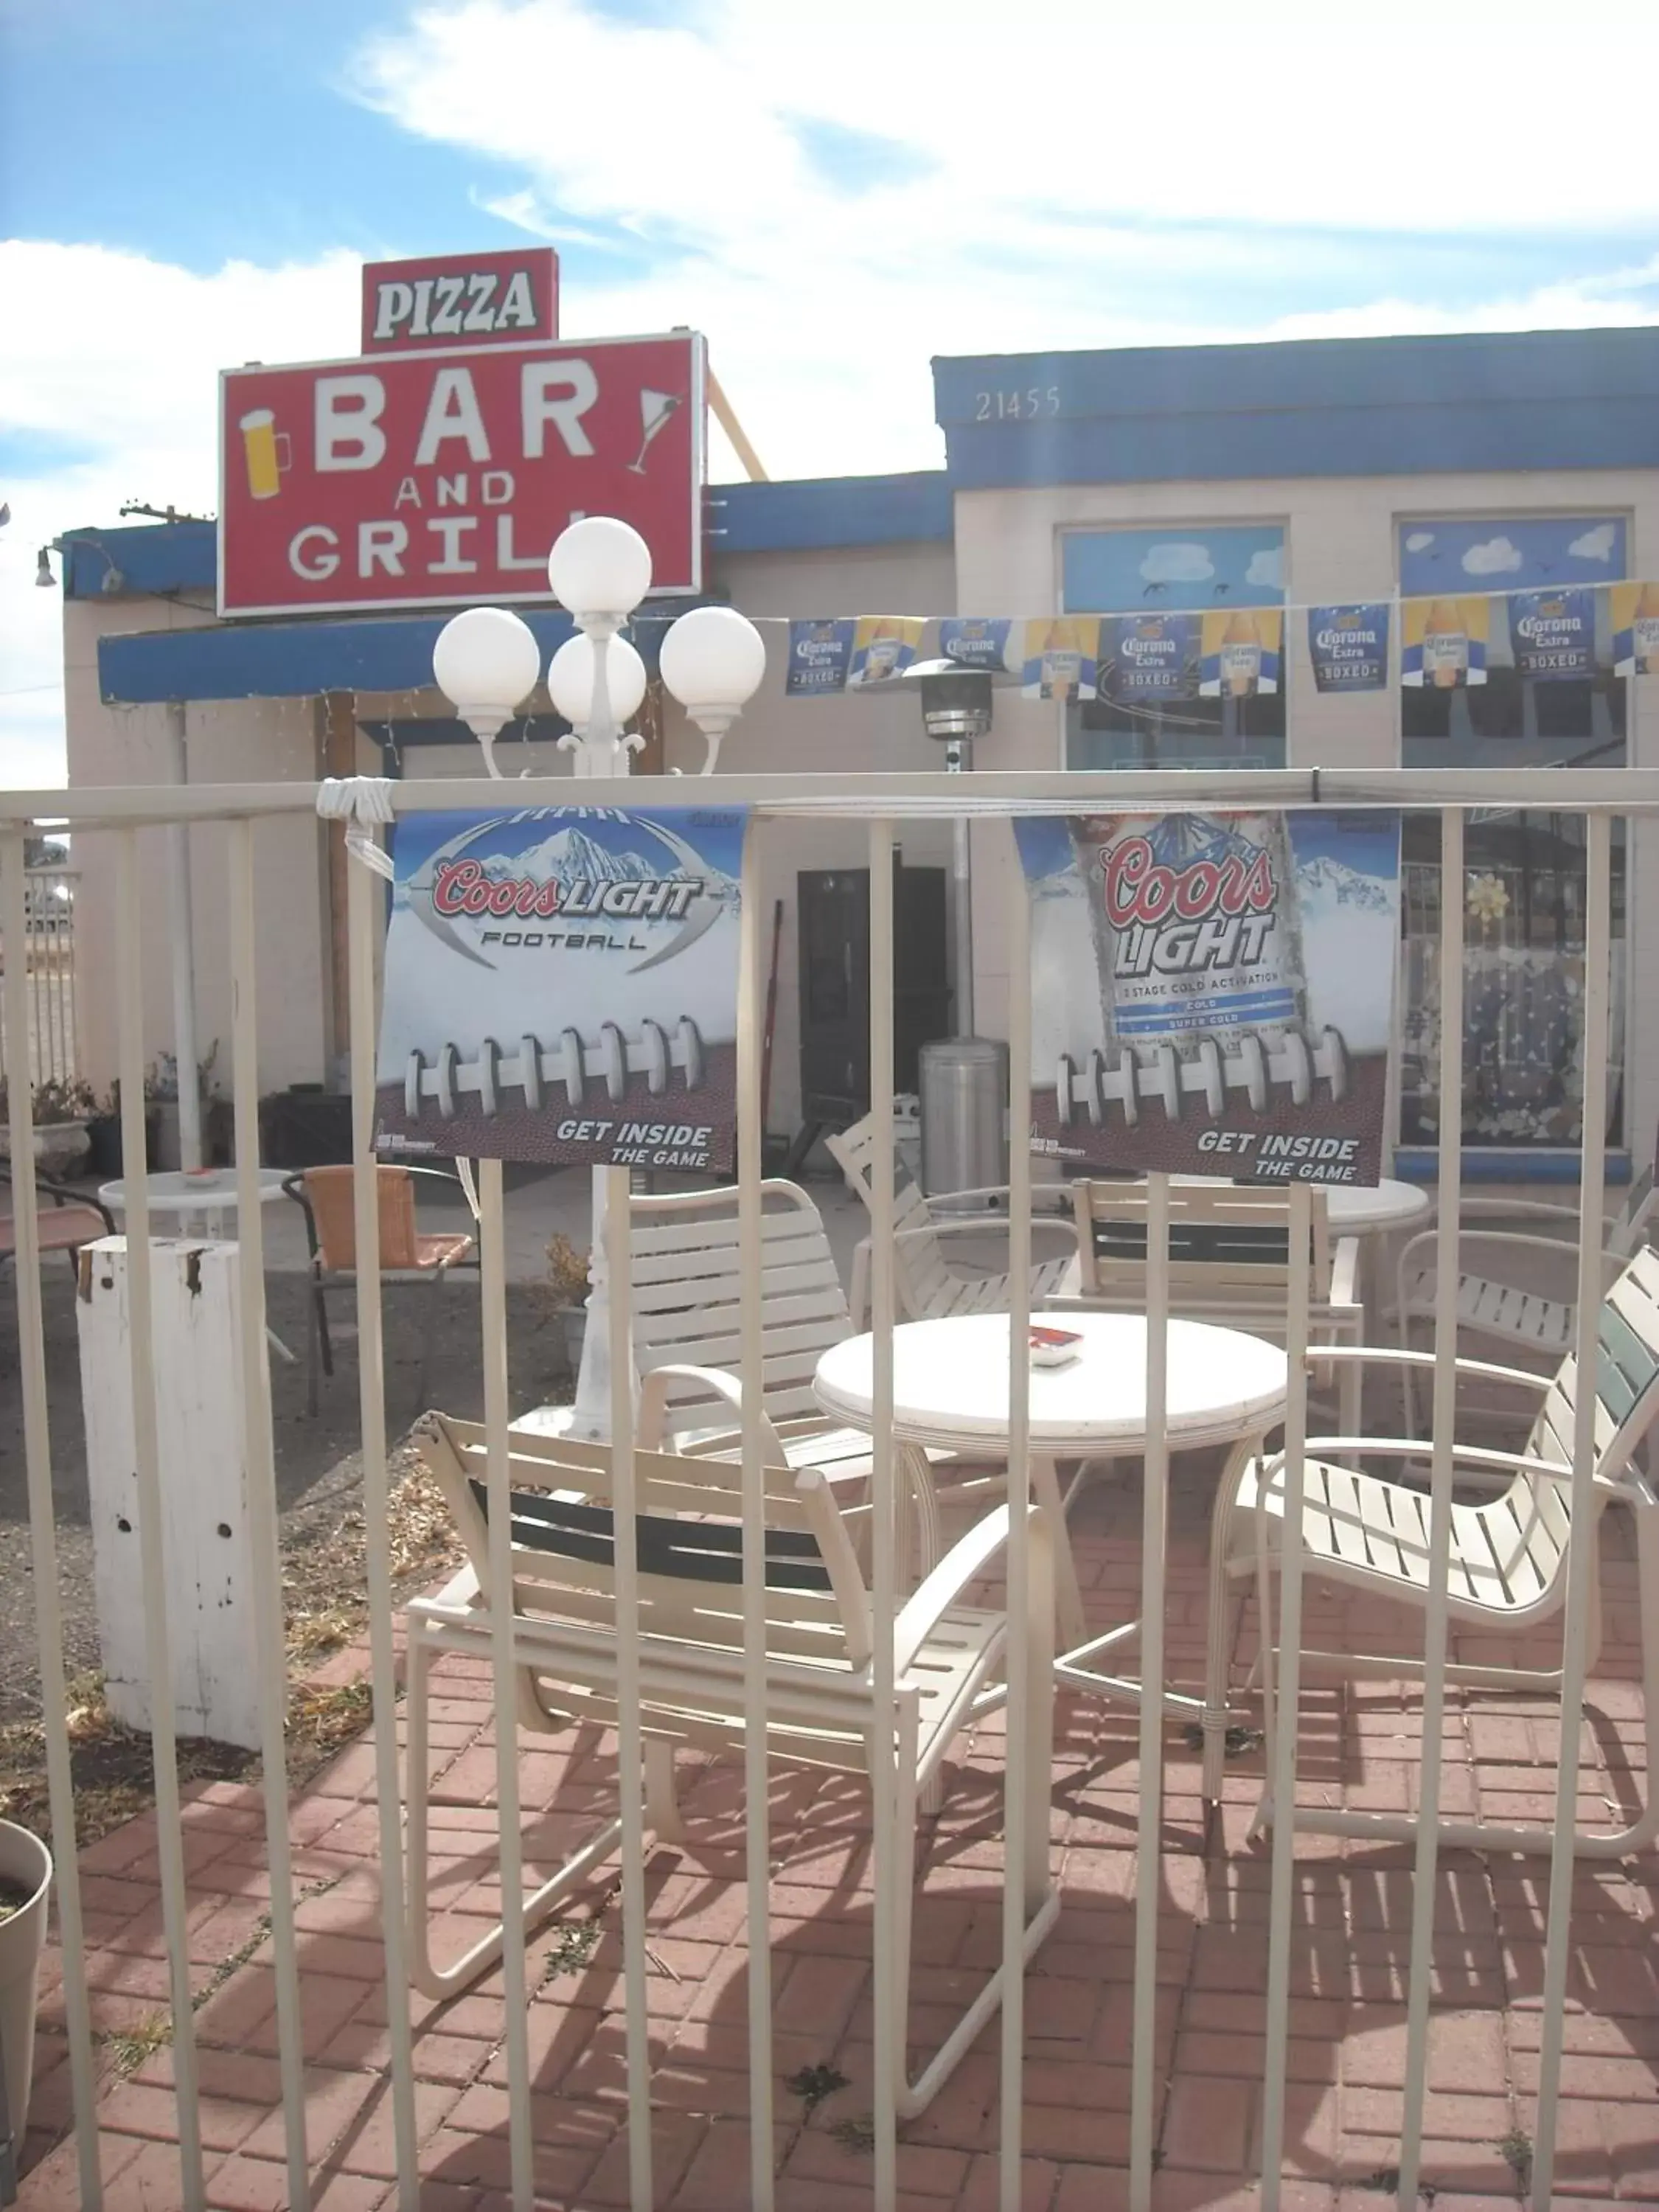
<box><xmin>431</xmin><ymin>607</ymin><xmax>541</xmax><ymax>728</ymax></box>
<box><xmin>658</xmin><ymin>604</ymin><xmax>768</xmax><ymax>715</ymax></box>
<box><xmin>546</xmin><ymin>631</ymin><xmax>647</xmax><ymax>728</ymax></box>
<box><xmin>547</xmin><ymin>516</ymin><xmax>653</xmax><ymax>618</ymax></box>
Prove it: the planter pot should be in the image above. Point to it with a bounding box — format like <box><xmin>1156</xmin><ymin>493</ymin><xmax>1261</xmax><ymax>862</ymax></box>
<box><xmin>559</xmin><ymin>1307</ymin><xmax>587</xmax><ymax>1374</ymax></box>
<box><xmin>0</xmin><ymin>1121</ymin><xmax>91</xmax><ymax>1178</ymax></box>
<box><xmin>0</xmin><ymin>1819</ymin><xmax>52</xmax><ymax>2141</ymax></box>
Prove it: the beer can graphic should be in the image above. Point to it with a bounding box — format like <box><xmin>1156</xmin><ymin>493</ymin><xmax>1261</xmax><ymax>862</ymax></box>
<box><xmin>239</xmin><ymin>409</ymin><xmax>291</xmax><ymax>501</ymax></box>
<box><xmin>1422</xmin><ymin>599</ymin><xmax>1467</xmax><ymax>689</ymax></box>
<box><xmin>1056</xmin><ymin>812</ymin><xmax>1346</xmax><ymax>1126</ymax></box>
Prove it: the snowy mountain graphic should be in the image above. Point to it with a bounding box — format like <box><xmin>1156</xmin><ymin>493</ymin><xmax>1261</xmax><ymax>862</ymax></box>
<box><xmin>504</xmin><ymin>826</ymin><xmax>705</xmax><ymax>891</ymax></box>
<box><xmin>1297</xmin><ymin>855</ymin><xmax>1391</xmax><ymax>914</ymax></box>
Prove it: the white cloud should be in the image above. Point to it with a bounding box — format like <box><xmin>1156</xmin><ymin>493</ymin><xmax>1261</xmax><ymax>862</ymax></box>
<box><xmin>8</xmin><ymin>0</ymin><xmax>1659</xmax><ymax>790</ymax></box>
<box><xmin>1461</xmin><ymin>535</ymin><xmax>1526</xmax><ymax>576</ymax></box>
<box><xmin>1141</xmin><ymin>543</ymin><xmax>1216</xmax><ymax>585</ymax></box>
<box><xmin>1569</xmin><ymin>522</ymin><xmax>1618</xmax><ymax>561</ymax></box>
<box><xmin>1405</xmin><ymin>532</ymin><xmax>1436</xmax><ymax>553</ymax></box>
<box><xmin>1245</xmin><ymin>547</ymin><xmax>1282</xmax><ymax>588</ymax></box>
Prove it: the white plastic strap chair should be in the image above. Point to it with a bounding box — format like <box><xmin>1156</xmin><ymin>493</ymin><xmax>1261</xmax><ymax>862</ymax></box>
<box><xmin>826</xmin><ymin>1113</ymin><xmax>1076</xmax><ymax>1328</ymax></box>
<box><xmin>1203</xmin><ymin>1243</ymin><xmax>1659</xmax><ymax>1856</ymax></box>
<box><xmin>403</xmin><ymin>1387</ymin><xmax>1059</xmax><ymax>2116</ymax></box>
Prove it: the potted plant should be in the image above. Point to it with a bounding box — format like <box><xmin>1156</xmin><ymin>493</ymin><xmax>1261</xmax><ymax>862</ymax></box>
<box><xmin>0</xmin><ymin>1077</ymin><xmax>97</xmax><ymax>1177</ymax></box>
<box><xmin>149</xmin><ymin>1041</ymin><xmax>221</xmax><ymax>1172</ymax></box>
<box><xmin>543</xmin><ymin>1232</ymin><xmax>591</xmax><ymax>1376</ymax></box>
<box><xmin>0</xmin><ymin>1819</ymin><xmax>52</xmax><ymax>2154</ymax></box>
<box><xmin>85</xmin><ymin>1080</ymin><xmax>162</xmax><ymax>1180</ymax></box>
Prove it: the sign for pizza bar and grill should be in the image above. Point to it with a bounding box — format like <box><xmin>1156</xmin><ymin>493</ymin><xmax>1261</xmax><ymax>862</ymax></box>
<box><xmin>360</xmin><ymin>249</ymin><xmax>560</xmax><ymax>352</ymax></box>
<box><xmin>219</xmin><ymin>308</ymin><xmax>705</xmax><ymax>616</ymax></box>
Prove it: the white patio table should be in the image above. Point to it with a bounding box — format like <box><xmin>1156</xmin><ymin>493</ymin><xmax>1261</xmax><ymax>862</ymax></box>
<box><xmin>98</xmin><ymin>1168</ymin><xmax>297</xmax><ymax>1363</ymax></box>
<box><xmin>813</xmin><ymin>1310</ymin><xmax>1287</xmax><ymax>1722</ymax></box>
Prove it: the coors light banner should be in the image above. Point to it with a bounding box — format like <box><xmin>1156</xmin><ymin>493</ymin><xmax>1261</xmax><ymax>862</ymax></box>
<box><xmin>374</xmin><ymin>804</ymin><xmax>749</xmax><ymax>1171</ymax></box>
<box><xmin>1015</xmin><ymin>810</ymin><xmax>1402</xmax><ymax>1186</ymax></box>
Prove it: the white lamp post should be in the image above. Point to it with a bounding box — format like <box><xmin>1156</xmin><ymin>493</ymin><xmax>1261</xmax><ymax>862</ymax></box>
<box><xmin>658</xmin><ymin>603</ymin><xmax>769</xmax><ymax>775</ymax></box>
<box><xmin>429</xmin><ymin>516</ymin><xmax>768</xmax><ymax>1439</ymax></box>
<box><xmin>430</xmin><ymin>605</ymin><xmax>541</xmax><ymax>776</ymax></box>
<box><xmin>547</xmin><ymin>633</ymin><xmax>648</xmax><ymax>776</ymax></box>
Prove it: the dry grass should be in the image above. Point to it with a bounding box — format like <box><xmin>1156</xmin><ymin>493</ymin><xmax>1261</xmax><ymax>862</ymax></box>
<box><xmin>0</xmin><ymin>1444</ymin><xmax>462</xmax><ymax>1847</ymax></box>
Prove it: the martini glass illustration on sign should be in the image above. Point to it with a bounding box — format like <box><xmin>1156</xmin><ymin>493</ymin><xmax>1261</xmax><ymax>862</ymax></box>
<box><xmin>629</xmin><ymin>390</ymin><xmax>683</xmax><ymax>474</ymax></box>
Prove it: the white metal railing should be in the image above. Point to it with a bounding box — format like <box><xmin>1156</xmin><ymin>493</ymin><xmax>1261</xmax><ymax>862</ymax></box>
<box><xmin>0</xmin><ymin>765</ymin><xmax>1645</xmax><ymax>2212</ymax></box>
<box><xmin>0</xmin><ymin>866</ymin><xmax>80</xmax><ymax>1097</ymax></box>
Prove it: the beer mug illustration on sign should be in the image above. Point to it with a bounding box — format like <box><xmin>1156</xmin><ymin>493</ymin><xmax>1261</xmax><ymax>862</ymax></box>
<box><xmin>1422</xmin><ymin>599</ymin><xmax>1468</xmax><ymax>689</ymax></box>
<box><xmin>1219</xmin><ymin>612</ymin><xmax>1262</xmax><ymax>697</ymax></box>
<box><xmin>239</xmin><ymin>410</ymin><xmax>291</xmax><ymax>501</ymax></box>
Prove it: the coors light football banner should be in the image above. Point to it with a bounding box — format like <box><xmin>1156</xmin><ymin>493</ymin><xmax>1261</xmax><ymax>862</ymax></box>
<box><xmin>374</xmin><ymin>804</ymin><xmax>748</xmax><ymax>1171</ymax></box>
<box><xmin>1015</xmin><ymin>810</ymin><xmax>1402</xmax><ymax>1186</ymax></box>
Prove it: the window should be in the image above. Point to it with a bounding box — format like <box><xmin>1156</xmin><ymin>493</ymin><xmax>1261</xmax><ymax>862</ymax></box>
<box><xmin>1061</xmin><ymin>526</ymin><xmax>1287</xmax><ymax>770</ymax></box>
<box><xmin>1397</xmin><ymin>517</ymin><xmax>1628</xmax><ymax>1150</ymax></box>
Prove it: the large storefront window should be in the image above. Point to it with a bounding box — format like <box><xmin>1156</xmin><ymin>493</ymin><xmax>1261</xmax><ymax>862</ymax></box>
<box><xmin>1061</xmin><ymin>526</ymin><xmax>1287</xmax><ymax>770</ymax></box>
<box><xmin>1397</xmin><ymin>517</ymin><xmax>1628</xmax><ymax>1150</ymax></box>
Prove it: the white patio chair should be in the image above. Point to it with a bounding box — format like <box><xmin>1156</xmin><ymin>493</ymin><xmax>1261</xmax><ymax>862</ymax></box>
<box><xmin>1202</xmin><ymin>1244</ymin><xmax>1659</xmax><ymax>1855</ymax></box>
<box><xmin>825</xmin><ymin>1113</ymin><xmax>1076</xmax><ymax>1329</ymax></box>
<box><xmin>403</xmin><ymin>1385</ymin><xmax>1059</xmax><ymax>2117</ymax></box>
<box><xmin>627</xmin><ymin>1178</ymin><xmax>1006</xmax><ymax>1586</ymax></box>
<box><xmin>1392</xmin><ymin>1162</ymin><xmax>1655</xmax><ymax>1432</ymax></box>
<box><xmin>1051</xmin><ymin>1179</ymin><xmax>1366</xmax><ymax>1432</ymax></box>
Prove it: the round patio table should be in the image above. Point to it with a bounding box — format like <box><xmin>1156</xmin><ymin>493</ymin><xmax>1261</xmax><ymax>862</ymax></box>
<box><xmin>1318</xmin><ymin>1178</ymin><xmax>1431</xmax><ymax>1236</ymax></box>
<box><xmin>99</xmin><ymin>1166</ymin><xmax>291</xmax><ymax>1239</ymax></box>
<box><xmin>814</xmin><ymin>1310</ymin><xmax>1288</xmax><ymax>1716</ymax></box>
<box><xmin>99</xmin><ymin>1169</ymin><xmax>296</xmax><ymax>1360</ymax></box>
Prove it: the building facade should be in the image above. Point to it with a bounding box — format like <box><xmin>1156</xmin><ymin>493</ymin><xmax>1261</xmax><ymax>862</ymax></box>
<box><xmin>55</xmin><ymin>324</ymin><xmax>1659</xmax><ymax>1174</ymax></box>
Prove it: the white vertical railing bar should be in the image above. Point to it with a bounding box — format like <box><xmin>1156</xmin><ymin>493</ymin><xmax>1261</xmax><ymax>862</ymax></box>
<box><xmin>344</xmin><ymin>838</ymin><xmax>422</xmax><ymax>2204</ymax></box>
<box><xmin>1128</xmin><ymin>1169</ymin><xmax>1171</xmax><ymax>2212</ymax></box>
<box><xmin>1529</xmin><ymin>810</ymin><xmax>1613</xmax><ymax>2211</ymax></box>
<box><xmin>1256</xmin><ymin>1179</ymin><xmax>1313</xmax><ymax>2208</ymax></box>
<box><xmin>734</xmin><ymin>823</ymin><xmax>776</xmax><ymax>2212</ymax></box>
<box><xmin>868</xmin><ymin>819</ymin><xmax>900</xmax><ymax>2211</ymax></box>
<box><xmin>602</xmin><ymin>1161</ymin><xmax>653</xmax><ymax>2212</ymax></box>
<box><xmin>226</xmin><ymin>819</ymin><xmax>310</xmax><ymax>2210</ymax></box>
<box><xmin>479</xmin><ymin>1157</ymin><xmax>534</xmax><ymax>2211</ymax></box>
<box><xmin>0</xmin><ymin>830</ymin><xmax>103</xmax><ymax>2209</ymax></box>
<box><xmin>1397</xmin><ymin>806</ymin><xmax>1467</xmax><ymax>2211</ymax></box>
<box><xmin>114</xmin><ymin>829</ymin><xmax>207</xmax><ymax>2208</ymax></box>
<box><xmin>998</xmin><ymin>829</ymin><xmax>1034</xmax><ymax>2212</ymax></box>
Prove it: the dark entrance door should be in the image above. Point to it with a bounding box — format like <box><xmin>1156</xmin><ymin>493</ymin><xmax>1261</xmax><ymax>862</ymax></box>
<box><xmin>795</xmin><ymin>863</ymin><xmax>950</xmax><ymax>1133</ymax></box>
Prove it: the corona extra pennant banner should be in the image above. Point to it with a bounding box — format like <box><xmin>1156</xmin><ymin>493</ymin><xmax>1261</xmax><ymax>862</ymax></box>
<box><xmin>1400</xmin><ymin>596</ymin><xmax>1489</xmax><ymax>687</ymax></box>
<box><xmin>1612</xmin><ymin>583</ymin><xmax>1659</xmax><ymax>676</ymax></box>
<box><xmin>1015</xmin><ymin>809</ymin><xmax>1403</xmax><ymax>1186</ymax></box>
<box><xmin>1021</xmin><ymin>617</ymin><xmax>1101</xmax><ymax>701</ymax></box>
<box><xmin>1099</xmin><ymin>613</ymin><xmax>1196</xmax><ymax>706</ymax></box>
<box><xmin>1308</xmin><ymin>604</ymin><xmax>1390</xmax><ymax>692</ymax></box>
<box><xmin>1507</xmin><ymin>588</ymin><xmax>1596</xmax><ymax>680</ymax></box>
<box><xmin>847</xmin><ymin>616</ymin><xmax>925</xmax><ymax>689</ymax></box>
<box><xmin>785</xmin><ymin>619</ymin><xmax>856</xmax><ymax>695</ymax></box>
<box><xmin>373</xmin><ymin>803</ymin><xmax>749</xmax><ymax>1171</ymax></box>
<box><xmin>1198</xmin><ymin>610</ymin><xmax>1281</xmax><ymax>697</ymax></box>
<box><xmin>939</xmin><ymin>617</ymin><xmax>1018</xmax><ymax>673</ymax></box>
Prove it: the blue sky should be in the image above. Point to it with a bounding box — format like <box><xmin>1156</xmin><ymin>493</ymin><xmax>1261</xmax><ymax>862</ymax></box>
<box><xmin>4</xmin><ymin>0</ymin><xmax>1659</xmax><ymax>785</ymax></box>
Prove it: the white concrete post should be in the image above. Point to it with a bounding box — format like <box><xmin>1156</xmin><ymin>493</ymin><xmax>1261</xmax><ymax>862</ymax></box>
<box><xmin>166</xmin><ymin>701</ymin><xmax>204</xmax><ymax>1172</ymax></box>
<box><xmin>77</xmin><ymin>1237</ymin><xmax>263</xmax><ymax>1749</ymax></box>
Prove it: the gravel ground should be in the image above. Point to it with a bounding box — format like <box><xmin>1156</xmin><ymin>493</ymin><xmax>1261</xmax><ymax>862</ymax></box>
<box><xmin>0</xmin><ymin>1260</ymin><xmax>574</xmax><ymax>1727</ymax></box>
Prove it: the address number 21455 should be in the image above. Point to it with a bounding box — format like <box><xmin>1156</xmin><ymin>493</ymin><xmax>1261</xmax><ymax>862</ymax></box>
<box><xmin>974</xmin><ymin>386</ymin><xmax>1061</xmax><ymax>421</ymax></box>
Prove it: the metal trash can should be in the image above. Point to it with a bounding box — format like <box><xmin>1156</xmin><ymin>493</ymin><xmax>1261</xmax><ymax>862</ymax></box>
<box><xmin>919</xmin><ymin>1037</ymin><xmax>1009</xmax><ymax>1197</ymax></box>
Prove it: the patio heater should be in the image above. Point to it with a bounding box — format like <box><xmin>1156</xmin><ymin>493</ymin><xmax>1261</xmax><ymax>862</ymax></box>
<box><xmin>432</xmin><ymin>518</ymin><xmax>767</xmax><ymax>1439</ymax></box>
<box><xmin>898</xmin><ymin>661</ymin><xmax>1009</xmax><ymax>1194</ymax></box>
<box><xmin>902</xmin><ymin>659</ymin><xmax>991</xmax><ymax>1037</ymax></box>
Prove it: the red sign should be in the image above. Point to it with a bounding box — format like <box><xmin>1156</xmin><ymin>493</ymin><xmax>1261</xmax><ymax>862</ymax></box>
<box><xmin>218</xmin><ymin>332</ymin><xmax>705</xmax><ymax>616</ymax></box>
<box><xmin>360</xmin><ymin>248</ymin><xmax>559</xmax><ymax>353</ymax></box>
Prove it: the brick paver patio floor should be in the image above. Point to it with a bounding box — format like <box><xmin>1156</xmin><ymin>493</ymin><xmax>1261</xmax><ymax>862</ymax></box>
<box><xmin>15</xmin><ymin>1447</ymin><xmax>1659</xmax><ymax>2210</ymax></box>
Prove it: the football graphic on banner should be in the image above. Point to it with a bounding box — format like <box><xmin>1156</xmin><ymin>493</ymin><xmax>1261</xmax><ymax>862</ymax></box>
<box><xmin>375</xmin><ymin>804</ymin><xmax>749</xmax><ymax>1171</ymax></box>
